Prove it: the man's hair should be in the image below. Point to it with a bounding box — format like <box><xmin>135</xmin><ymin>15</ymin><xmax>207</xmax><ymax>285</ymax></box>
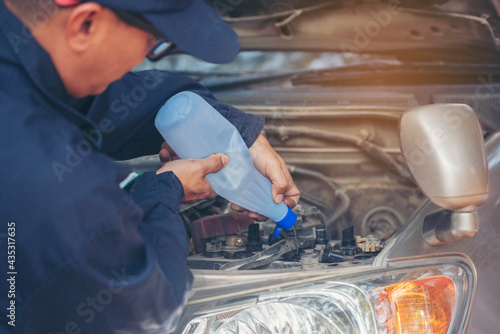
<box><xmin>3</xmin><ymin>0</ymin><xmax>61</xmax><ymax>28</ymax></box>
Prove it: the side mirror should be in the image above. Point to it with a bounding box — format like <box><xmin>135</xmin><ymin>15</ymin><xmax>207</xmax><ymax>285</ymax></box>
<box><xmin>399</xmin><ymin>104</ymin><xmax>489</xmax><ymax>245</ymax></box>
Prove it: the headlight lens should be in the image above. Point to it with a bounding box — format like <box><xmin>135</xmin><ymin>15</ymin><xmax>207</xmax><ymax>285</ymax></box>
<box><xmin>186</xmin><ymin>286</ymin><xmax>376</xmax><ymax>333</ymax></box>
<box><xmin>179</xmin><ymin>258</ymin><xmax>475</xmax><ymax>334</ymax></box>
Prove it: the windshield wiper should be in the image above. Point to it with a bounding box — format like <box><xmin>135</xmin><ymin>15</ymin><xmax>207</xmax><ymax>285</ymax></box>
<box><xmin>199</xmin><ymin>69</ymin><xmax>313</xmax><ymax>90</ymax></box>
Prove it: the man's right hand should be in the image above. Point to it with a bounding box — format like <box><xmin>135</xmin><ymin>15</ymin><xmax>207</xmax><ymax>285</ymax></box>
<box><xmin>156</xmin><ymin>153</ymin><xmax>229</xmax><ymax>203</ymax></box>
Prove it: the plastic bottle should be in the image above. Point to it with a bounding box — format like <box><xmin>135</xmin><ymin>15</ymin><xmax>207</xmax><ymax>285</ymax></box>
<box><xmin>155</xmin><ymin>91</ymin><xmax>297</xmax><ymax>238</ymax></box>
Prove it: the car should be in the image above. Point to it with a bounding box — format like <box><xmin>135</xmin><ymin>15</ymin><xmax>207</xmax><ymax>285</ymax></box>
<box><xmin>128</xmin><ymin>0</ymin><xmax>500</xmax><ymax>332</ymax></box>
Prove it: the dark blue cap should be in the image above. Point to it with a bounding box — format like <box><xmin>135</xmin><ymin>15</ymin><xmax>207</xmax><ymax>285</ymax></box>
<box><xmin>55</xmin><ymin>0</ymin><xmax>240</xmax><ymax>64</ymax></box>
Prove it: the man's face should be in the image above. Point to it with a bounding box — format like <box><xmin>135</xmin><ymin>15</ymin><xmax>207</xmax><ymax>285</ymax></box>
<box><xmin>77</xmin><ymin>9</ymin><xmax>156</xmax><ymax>96</ymax></box>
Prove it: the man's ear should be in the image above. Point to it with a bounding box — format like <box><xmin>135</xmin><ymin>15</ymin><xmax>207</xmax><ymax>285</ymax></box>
<box><xmin>65</xmin><ymin>2</ymin><xmax>105</xmax><ymax>52</ymax></box>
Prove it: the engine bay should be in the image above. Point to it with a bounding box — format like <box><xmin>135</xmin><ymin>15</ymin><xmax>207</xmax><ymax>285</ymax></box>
<box><xmin>180</xmin><ymin>100</ymin><xmax>426</xmax><ymax>270</ymax></box>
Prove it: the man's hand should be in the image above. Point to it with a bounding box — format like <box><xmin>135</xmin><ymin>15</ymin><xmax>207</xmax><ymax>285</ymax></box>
<box><xmin>159</xmin><ymin>141</ymin><xmax>179</xmax><ymax>166</ymax></box>
<box><xmin>232</xmin><ymin>134</ymin><xmax>300</xmax><ymax>220</ymax></box>
<box><xmin>157</xmin><ymin>153</ymin><xmax>229</xmax><ymax>203</ymax></box>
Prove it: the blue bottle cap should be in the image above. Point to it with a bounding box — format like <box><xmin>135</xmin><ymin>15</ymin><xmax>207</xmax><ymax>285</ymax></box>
<box><xmin>272</xmin><ymin>208</ymin><xmax>297</xmax><ymax>238</ymax></box>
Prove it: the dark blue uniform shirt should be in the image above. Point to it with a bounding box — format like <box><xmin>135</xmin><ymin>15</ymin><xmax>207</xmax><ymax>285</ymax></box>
<box><xmin>0</xmin><ymin>2</ymin><xmax>264</xmax><ymax>333</ymax></box>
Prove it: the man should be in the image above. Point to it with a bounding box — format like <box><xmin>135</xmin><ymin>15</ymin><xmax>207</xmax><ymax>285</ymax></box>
<box><xmin>0</xmin><ymin>0</ymin><xmax>299</xmax><ymax>333</ymax></box>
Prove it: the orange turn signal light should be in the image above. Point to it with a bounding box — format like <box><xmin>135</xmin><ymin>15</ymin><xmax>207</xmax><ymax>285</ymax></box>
<box><xmin>375</xmin><ymin>276</ymin><xmax>456</xmax><ymax>334</ymax></box>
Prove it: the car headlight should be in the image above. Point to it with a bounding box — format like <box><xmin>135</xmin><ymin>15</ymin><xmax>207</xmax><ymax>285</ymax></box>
<box><xmin>178</xmin><ymin>256</ymin><xmax>475</xmax><ymax>334</ymax></box>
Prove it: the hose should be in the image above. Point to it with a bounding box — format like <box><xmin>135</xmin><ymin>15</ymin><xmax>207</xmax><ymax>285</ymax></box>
<box><xmin>266</xmin><ymin>126</ymin><xmax>413</xmax><ymax>182</ymax></box>
<box><xmin>288</xmin><ymin>165</ymin><xmax>350</xmax><ymax>227</ymax></box>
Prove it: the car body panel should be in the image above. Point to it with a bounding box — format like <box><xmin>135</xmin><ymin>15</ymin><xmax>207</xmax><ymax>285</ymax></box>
<box><xmin>379</xmin><ymin>132</ymin><xmax>500</xmax><ymax>333</ymax></box>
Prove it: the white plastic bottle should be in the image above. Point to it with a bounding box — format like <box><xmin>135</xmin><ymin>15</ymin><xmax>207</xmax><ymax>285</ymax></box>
<box><xmin>155</xmin><ymin>91</ymin><xmax>296</xmax><ymax>238</ymax></box>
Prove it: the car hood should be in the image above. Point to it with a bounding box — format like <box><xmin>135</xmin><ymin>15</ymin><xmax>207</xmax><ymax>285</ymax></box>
<box><xmin>207</xmin><ymin>0</ymin><xmax>500</xmax><ymax>63</ymax></box>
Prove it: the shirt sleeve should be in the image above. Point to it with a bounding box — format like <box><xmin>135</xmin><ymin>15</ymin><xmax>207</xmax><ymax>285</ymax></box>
<box><xmin>79</xmin><ymin>70</ymin><xmax>265</xmax><ymax>160</ymax></box>
<box><xmin>130</xmin><ymin>170</ymin><xmax>192</xmax><ymax>306</ymax></box>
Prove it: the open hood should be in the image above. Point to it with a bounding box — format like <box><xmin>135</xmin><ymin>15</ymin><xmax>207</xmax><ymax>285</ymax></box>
<box><xmin>207</xmin><ymin>0</ymin><xmax>500</xmax><ymax>63</ymax></box>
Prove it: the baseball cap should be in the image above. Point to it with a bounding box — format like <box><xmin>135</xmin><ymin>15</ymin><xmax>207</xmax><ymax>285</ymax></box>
<box><xmin>54</xmin><ymin>0</ymin><xmax>240</xmax><ymax>64</ymax></box>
